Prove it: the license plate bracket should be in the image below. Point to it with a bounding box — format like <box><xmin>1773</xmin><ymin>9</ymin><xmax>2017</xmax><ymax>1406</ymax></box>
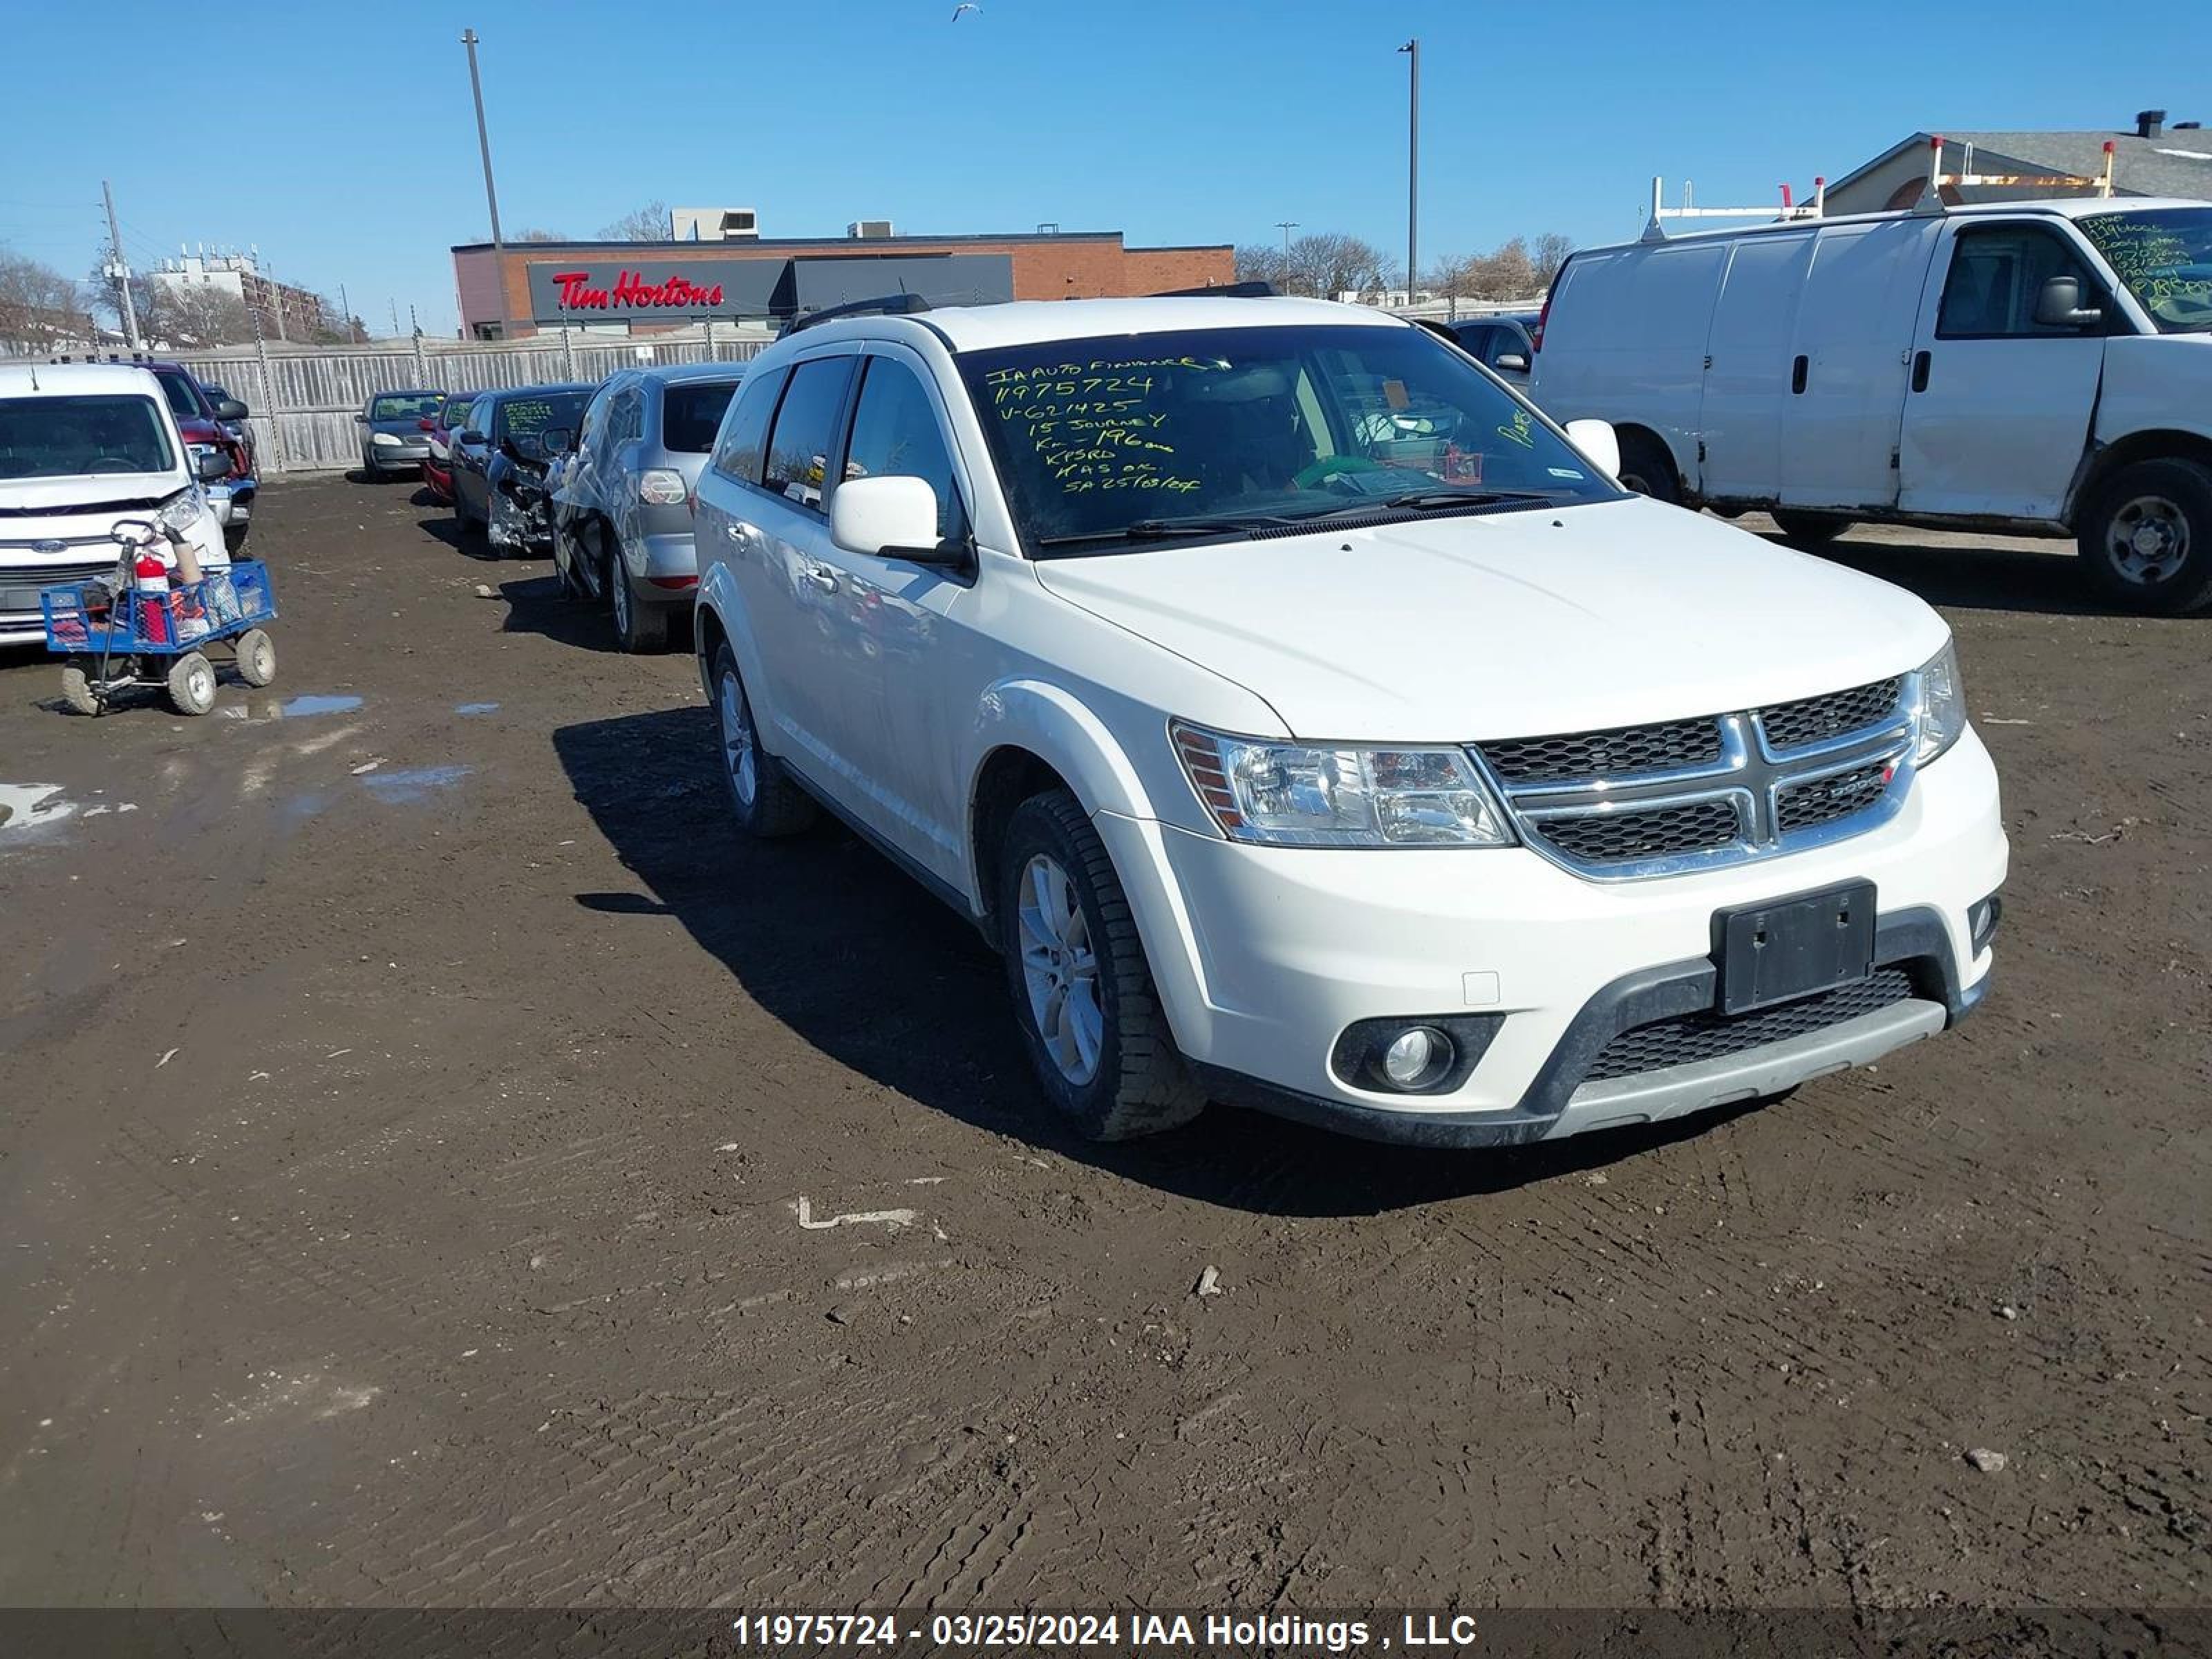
<box><xmin>1714</xmin><ymin>881</ymin><xmax>1876</xmax><ymax>1015</ymax></box>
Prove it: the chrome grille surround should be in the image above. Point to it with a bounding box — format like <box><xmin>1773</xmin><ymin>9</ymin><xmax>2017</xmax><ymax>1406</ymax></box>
<box><xmin>1474</xmin><ymin>675</ymin><xmax>1918</xmax><ymax>880</ymax></box>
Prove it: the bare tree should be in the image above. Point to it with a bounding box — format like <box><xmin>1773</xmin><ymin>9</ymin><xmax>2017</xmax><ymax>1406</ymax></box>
<box><xmin>1237</xmin><ymin>232</ymin><xmax>1391</xmax><ymax>299</ymax></box>
<box><xmin>597</xmin><ymin>201</ymin><xmax>671</xmax><ymax>241</ymax></box>
<box><xmin>145</xmin><ymin>280</ymin><xmax>256</xmax><ymax>347</ymax></box>
<box><xmin>1533</xmin><ymin>232</ymin><xmax>1575</xmax><ymax>284</ymax></box>
<box><xmin>516</xmin><ymin>227</ymin><xmax>566</xmax><ymax>243</ymax></box>
<box><xmin>1</xmin><ymin>246</ymin><xmax>95</xmax><ymax>348</ymax></box>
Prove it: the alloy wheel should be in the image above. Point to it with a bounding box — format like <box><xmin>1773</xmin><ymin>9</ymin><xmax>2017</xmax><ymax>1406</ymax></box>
<box><xmin>718</xmin><ymin>669</ymin><xmax>757</xmax><ymax>809</ymax></box>
<box><xmin>1015</xmin><ymin>853</ymin><xmax>1103</xmax><ymax>1086</ymax></box>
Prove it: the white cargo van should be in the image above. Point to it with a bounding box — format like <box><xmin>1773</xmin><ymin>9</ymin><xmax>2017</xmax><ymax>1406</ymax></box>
<box><xmin>1530</xmin><ymin>197</ymin><xmax>2212</xmax><ymax>612</ymax></box>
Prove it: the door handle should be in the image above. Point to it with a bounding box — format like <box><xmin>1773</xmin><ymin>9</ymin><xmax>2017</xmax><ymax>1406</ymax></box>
<box><xmin>1911</xmin><ymin>350</ymin><xmax>1931</xmax><ymax>393</ymax></box>
<box><xmin>804</xmin><ymin>563</ymin><xmax>838</xmax><ymax>592</ymax></box>
<box><xmin>1791</xmin><ymin>355</ymin><xmax>1809</xmax><ymax>395</ymax></box>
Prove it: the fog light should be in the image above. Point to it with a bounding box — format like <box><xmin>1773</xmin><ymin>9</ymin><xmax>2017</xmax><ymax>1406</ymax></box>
<box><xmin>1382</xmin><ymin>1025</ymin><xmax>1450</xmax><ymax>1088</ymax></box>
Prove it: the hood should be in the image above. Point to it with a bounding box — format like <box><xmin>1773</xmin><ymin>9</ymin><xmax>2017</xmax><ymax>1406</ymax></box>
<box><xmin>1031</xmin><ymin>496</ymin><xmax>1950</xmax><ymax>742</ymax></box>
<box><xmin>0</xmin><ymin>474</ymin><xmax>184</xmax><ymax>521</ymax></box>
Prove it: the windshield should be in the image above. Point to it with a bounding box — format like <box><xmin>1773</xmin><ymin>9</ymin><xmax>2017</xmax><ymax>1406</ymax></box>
<box><xmin>496</xmin><ymin>391</ymin><xmax>591</xmax><ymax>448</ymax></box>
<box><xmin>0</xmin><ymin>394</ymin><xmax>176</xmax><ymax>479</ymax></box>
<box><xmin>662</xmin><ymin>379</ymin><xmax>740</xmax><ymax>453</ymax></box>
<box><xmin>371</xmin><ymin>391</ymin><xmax>444</xmax><ymax>422</ymax></box>
<box><xmin>957</xmin><ymin>323</ymin><xmax>1620</xmax><ymax>552</ymax></box>
<box><xmin>153</xmin><ymin>369</ymin><xmax>205</xmax><ymax>421</ymax></box>
<box><xmin>2078</xmin><ymin>208</ymin><xmax>2212</xmax><ymax>334</ymax></box>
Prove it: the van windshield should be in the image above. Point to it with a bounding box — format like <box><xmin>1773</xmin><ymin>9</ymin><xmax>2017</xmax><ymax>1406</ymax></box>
<box><xmin>0</xmin><ymin>394</ymin><xmax>176</xmax><ymax>480</ymax></box>
<box><xmin>2078</xmin><ymin>207</ymin><xmax>2212</xmax><ymax>334</ymax></box>
<box><xmin>956</xmin><ymin>323</ymin><xmax>1621</xmax><ymax>554</ymax></box>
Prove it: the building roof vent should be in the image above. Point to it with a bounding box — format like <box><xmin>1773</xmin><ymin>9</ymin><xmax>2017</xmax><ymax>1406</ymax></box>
<box><xmin>671</xmin><ymin>207</ymin><xmax>759</xmax><ymax>243</ymax></box>
<box><xmin>2135</xmin><ymin>109</ymin><xmax>2168</xmax><ymax>139</ymax></box>
<box><xmin>847</xmin><ymin>219</ymin><xmax>894</xmax><ymax>240</ymax></box>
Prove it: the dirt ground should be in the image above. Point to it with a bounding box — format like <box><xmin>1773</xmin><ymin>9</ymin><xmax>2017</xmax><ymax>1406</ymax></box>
<box><xmin>0</xmin><ymin>476</ymin><xmax>2204</xmax><ymax>1618</ymax></box>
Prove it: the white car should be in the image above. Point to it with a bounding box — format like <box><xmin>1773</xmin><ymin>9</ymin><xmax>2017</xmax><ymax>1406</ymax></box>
<box><xmin>691</xmin><ymin>294</ymin><xmax>2007</xmax><ymax>1146</ymax></box>
<box><xmin>1530</xmin><ymin>196</ymin><xmax>2212</xmax><ymax>612</ymax></box>
<box><xmin>0</xmin><ymin>362</ymin><xmax>231</xmax><ymax>648</ymax></box>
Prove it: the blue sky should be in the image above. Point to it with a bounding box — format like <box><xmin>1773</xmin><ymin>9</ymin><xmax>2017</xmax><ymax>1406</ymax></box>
<box><xmin>3</xmin><ymin>0</ymin><xmax>2200</xmax><ymax>335</ymax></box>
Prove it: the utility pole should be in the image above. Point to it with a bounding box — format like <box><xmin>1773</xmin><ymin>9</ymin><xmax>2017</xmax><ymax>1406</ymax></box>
<box><xmin>339</xmin><ymin>282</ymin><xmax>353</xmax><ymax>341</ymax></box>
<box><xmin>102</xmin><ymin>179</ymin><xmax>142</xmax><ymax>350</ymax></box>
<box><xmin>390</xmin><ymin>297</ymin><xmax>401</xmax><ymax>337</ymax></box>
<box><xmin>462</xmin><ymin>28</ymin><xmax>511</xmax><ymax>340</ymax></box>
<box><xmin>1398</xmin><ymin>39</ymin><xmax>1420</xmax><ymax>302</ymax></box>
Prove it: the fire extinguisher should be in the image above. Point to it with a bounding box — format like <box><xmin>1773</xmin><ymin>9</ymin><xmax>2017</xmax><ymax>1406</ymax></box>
<box><xmin>133</xmin><ymin>549</ymin><xmax>172</xmax><ymax>646</ymax></box>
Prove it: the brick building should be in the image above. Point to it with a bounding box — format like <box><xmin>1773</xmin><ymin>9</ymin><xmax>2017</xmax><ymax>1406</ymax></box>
<box><xmin>450</xmin><ymin>228</ymin><xmax>1235</xmax><ymax>339</ymax></box>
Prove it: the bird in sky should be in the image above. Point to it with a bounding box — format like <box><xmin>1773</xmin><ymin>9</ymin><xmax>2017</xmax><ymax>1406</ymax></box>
<box><xmin>951</xmin><ymin>2</ymin><xmax>980</xmax><ymax>17</ymax></box>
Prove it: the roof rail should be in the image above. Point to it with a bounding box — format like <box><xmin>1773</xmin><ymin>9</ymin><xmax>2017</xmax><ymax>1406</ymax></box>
<box><xmin>778</xmin><ymin>292</ymin><xmax>933</xmax><ymax>339</ymax></box>
<box><xmin>1147</xmin><ymin>279</ymin><xmax>1277</xmax><ymax>299</ymax></box>
<box><xmin>1641</xmin><ymin>176</ymin><xmax>1825</xmax><ymax>242</ymax></box>
<box><xmin>1912</xmin><ymin>135</ymin><xmax>2115</xmax><ymax>213</ymax></box>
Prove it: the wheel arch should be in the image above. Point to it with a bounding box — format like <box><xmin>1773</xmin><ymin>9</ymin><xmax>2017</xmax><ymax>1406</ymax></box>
<box><xmin>2070</xmin><ymin>429</ymin><xmax>2212</xmax><ymax>525</ymax></box>
<box><xmin>1611</xmin><ymin>421</ymin><xmax>1692</xmax><ymax>500</ymax></box>
<box><xmin>693</xmin><ymin>563</ymin><xmax>774</xmax><ymax>727</ymax></box>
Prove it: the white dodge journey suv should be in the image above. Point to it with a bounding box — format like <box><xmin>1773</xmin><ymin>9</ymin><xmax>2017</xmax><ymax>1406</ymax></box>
<box><xmin>691</xmin><ymin>294</ymin><xmax>2007</xmax><ymax>1147</ymax></box>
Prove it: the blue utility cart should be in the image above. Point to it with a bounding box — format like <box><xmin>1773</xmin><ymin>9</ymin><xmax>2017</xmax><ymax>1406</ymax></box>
<box><xmin>42</xmin><ymin>556</ymin><xmax>278</xmax><ymax>717</ymax></box>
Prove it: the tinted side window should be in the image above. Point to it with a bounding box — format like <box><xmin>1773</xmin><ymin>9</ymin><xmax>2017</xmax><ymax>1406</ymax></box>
<box><xmin>711</xmin><ymin>367</ymin><xmax>785</xmax><ymax>485</ymax></box>
<box><xmin>663</xmin><ymin>381</ymin><xmax>739</xmax><ymax>453</ymax></box>
<box><xmin>761</xmin><ymin>357</ymin><xmax>856</xmax><ymax>512</ymax></box>
<box><xmin>1937</xmin><ymin>225</ymin><xmax>2099</xmax><ymax>339</ymax></box>
<box><xmin>843</xmin><ymin>359</ymin><xmax>966</xmax><ymax>539</ymax></box>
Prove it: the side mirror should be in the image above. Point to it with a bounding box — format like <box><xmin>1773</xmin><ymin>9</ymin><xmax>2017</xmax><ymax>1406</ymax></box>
<box><xmin>458</xmin><ymin>429</ymin><xmax>485</xmax><ymax>446</ymax></box>
<box><xmin>214</xmin><ymin>399</ymin><xmax>249</xmax><ymax>422</ymax></box>
<box><xmin>1563</xmin><ymin>418</ymin><xmax>1622</xmax><ymax>480</ymax></box>
<box><xmin>830</xmin><ymin>476</ymin><xmax>966</xmax><ymax>568</ymax></box>
<box><xmin>418</xmin><ymin>417</ymin><xmax>436</xmax><ymax>431</ymax></box>
<box><xmin>353</xmin><ymin>412</ymin><xmax>368</xmax><ymax>423</ymax></box>
<box><xmin>195</xmin><ymin>448</ymin><xmax>232</xmax><ymax>482</ymax></box>
<box><xmin>1494</xmin><ymin>353</ymin><xmax>1529</xmax><ymax>374</ymax></box>
<box><xmin>539</xmin><ymin>427</ymin><xmax>574</xmax><ymax>457</ymax></box>
<box><xmin>2034</xmin><ymin>274</ymin><xmax>2102</xmax><ymax>329</ymax></box>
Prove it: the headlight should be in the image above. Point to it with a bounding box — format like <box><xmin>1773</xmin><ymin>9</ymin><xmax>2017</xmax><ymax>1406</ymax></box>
<box><xmin>1911</xmin><ymin>639</ymin><xmax>1967</xmax><ymax>764</ymax></box>
<box><xmin>158</xmin><ymin>483</ymin><xmax>205</xmax><ymax>538</ymax></box>
<box><xmin>1172</xmin><ymin>720</ymin><xmax>1513</xmax><ymax>848</ymax></box>
<box><xmin>371</xmin><ymin>431</ymin><xmax>402</xmax><ymax>447</ymax></box>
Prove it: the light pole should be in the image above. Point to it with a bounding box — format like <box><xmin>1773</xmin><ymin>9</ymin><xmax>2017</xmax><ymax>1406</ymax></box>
<box><xmin>462</xmin><ymin>28</ymin><xmax>510</xmax><ymax>339</ymax></box>
<box><xmin>1398</xmin><ymin>38</ymin><xmax>1419</xmax><ymax>302</ymax></box>
<box><xmin>1275</xmin><ymin>220</ymin><xmax>1299</xmax><ymax>292</ymax></box>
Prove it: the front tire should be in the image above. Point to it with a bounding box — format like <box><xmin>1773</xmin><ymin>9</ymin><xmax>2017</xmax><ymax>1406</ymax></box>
<box><xmin>1771</xmin><ymin>510</ymin><xmax>1852</xmax><ymax>547</ymax></box>
<box><xmin>234</xmin><ymin>628</ymin><xmax>276</xmax><ymax>687</ymax></box>
<box><xmin>167</xmin><ymin>651</ymin><xmax>217</xmax><ymax>716</ymax></box>
<box><xmin>1615</xmin><ymin>431</ymin><xmax>1683</xmax><ymax>505</ymax></box>
<box><xmin>997</xmin><ymin>790</ymin><xmax>1203</xmax><ymax>1142</ymax></box>
<box><xmin>2079</xmin><ymin>458</ymin><xmax>2212</xmax><ymax>615</ymax></box>
<box><xmin>60</xmin><ymin>659</ymin><xmax>100</xmax><ymax>716</ymax></box>
<box><xmin>709</xmin><ymin>642</ymin><xmax>814</xmax><ymax>838</ymax></box>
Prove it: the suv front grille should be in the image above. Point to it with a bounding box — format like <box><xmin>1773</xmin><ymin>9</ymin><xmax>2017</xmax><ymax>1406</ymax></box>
<box><xmin>1583</xmin><ymin>967</ymin><xmax>1918</xmax><ymax>1082</ymax></box>
<box><xmin>1757</xmin><ymin>677</ymin><xmax>1904</xmax><ymax>751</ymax></box>
<box><xmin>1482</xmin><ymin>715</ymin><xmax>1721</xmax><ymax>784</ymax></box>
<box><xmin>1476</xmin><ymin>675</ymin><xmax>1917</xmax><ymax>879</ymax></box>
<box><xmin>1533</xmin><ymin>799</ymin><xmax>1742</xmax><ymax>865</ymax></box>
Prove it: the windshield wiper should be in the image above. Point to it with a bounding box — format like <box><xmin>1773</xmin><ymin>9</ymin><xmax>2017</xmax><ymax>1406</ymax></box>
<box><xmin>1034</xmin><ymin>515</ymin><xmax>1288</xmax><ymax>549</ymax></box>
<box><xmin>1307</xmin><ymin>489</ymin><xmax>1556</xmax><ymax>521</ymax></box>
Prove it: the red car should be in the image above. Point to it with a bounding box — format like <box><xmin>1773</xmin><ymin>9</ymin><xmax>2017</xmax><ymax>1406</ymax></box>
<box><xmin>420</xmin><ymin>393</ymin><xmax>473</xmax><ymax>505</ymax></box>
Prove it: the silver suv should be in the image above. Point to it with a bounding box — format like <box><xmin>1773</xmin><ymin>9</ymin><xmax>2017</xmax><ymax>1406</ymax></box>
<box><xmin>552</xmin><ymin>362</ymin><xmax>745</xmax><ymax>652</ymax></box>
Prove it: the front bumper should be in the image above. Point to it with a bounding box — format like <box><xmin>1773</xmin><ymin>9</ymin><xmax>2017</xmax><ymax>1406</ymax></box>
<box><xmin>366</xmin><ymin>444</ymin><xmax>429</xmax><ymax>472</ymax></box>
<box><xmin>1098</xmin><ymin>727</ymin><xmax>2007</xmax><ymax>1147</ymax></box>
<box><xmin>205</xmin><ymin>480</ymin><xmax>256</xmax><ymax>525</ymax></box>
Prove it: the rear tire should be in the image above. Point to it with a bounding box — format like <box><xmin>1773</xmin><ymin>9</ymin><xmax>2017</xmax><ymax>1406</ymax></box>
<box><xmin>234</xmin><ymin>628</ymin><xmax>276</xmax><ymax>688</ymax></box>
<box><xmin>167</xmin><ymin>651</ymin><xmax>217</xmax><ymax>716</ymax></box>
<box><xmin>1615</xmin><ymin>431</ymin><xmax>1683</xmax><ymax>505</ymax></box>
<box><xmin>60</xmin><ymin>659</ymin><xmax>99</xmax><ymax>717</ymax></box>
<box><xmin>609</xmin><ymin>544</ymin><xmax>668</xmax><ymax>653</ymax></box>
<box><xmin>997</xmin><ymin>789</ymin><xmax>1204</xmax><ymax>1142</ymax></box>
<box><xmin>710</xmin><ymin>642</ymin><xmax>814</xmax><ymax>838</ymax></box>
<box><xmin>1770</xmin><ymin>510</ymin><xmax>1853</xmax><ymax>547</ymax></box>
<box><xmin>2078</xmin><ymin>458</ymin><xmax>2212</xmax><ymax>615</ymax></box>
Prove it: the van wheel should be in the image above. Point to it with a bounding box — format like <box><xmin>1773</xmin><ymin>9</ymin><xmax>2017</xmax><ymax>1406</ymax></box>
<box><xmin>1615</xmin><ymin>432</ymin><xmax>1682</xmax><ymax>505</ymax></box>
<box><xmin>2079</xmin><ymin>458</ymin><xmax>2212</xmax><ymax>615</ymax></box>
<box><xmin>1771</xmin><ymin>511</ymin><xmax>1853</xmax><ymax>547</ymax></box>
<box><xmin>997</xmin><ymin>790</ymin><xmax>1204</xmax><ymax>1142</ymax></box>
<box><xmin>710</xmin><ymin>642</ymin><xmax>814</xmax><ymax>838</ymax></box>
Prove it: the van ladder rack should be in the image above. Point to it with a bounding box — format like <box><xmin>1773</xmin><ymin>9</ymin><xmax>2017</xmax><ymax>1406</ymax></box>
<box><xmin>1912</xmin><ymin>135</ymin><xmax>2115</xmax><ymax>213</ymax></box>
<box><xmin>1641</xmin><ymin>176</ymin><xmax>1826</xmax><ymax>241</ymax></box>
